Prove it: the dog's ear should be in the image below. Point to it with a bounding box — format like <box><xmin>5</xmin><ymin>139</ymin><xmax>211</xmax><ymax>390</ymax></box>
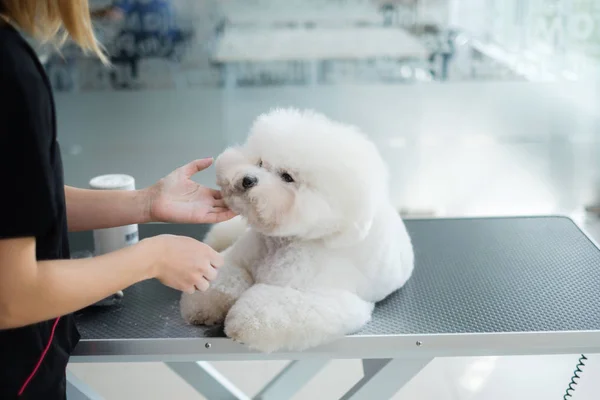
<box><xmin>324</xmin><ymin>205</ymin><xmax>375</xmax><ymax>248</ymax></box>
<box><xmin>323</xmin><ymin>167</ymin><xmax>382</xmax><ymax>248</ymax></box>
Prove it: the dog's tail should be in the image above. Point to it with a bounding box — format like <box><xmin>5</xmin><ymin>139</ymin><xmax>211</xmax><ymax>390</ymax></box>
<box><xmin>203</xmin><ymin>215</ymin><xmax>248</xmax><ymax>252</ymax></box>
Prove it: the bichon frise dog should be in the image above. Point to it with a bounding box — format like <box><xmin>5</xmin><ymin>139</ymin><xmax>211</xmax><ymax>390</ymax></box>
<box><xmin>180</xmin><ymin>108</ymin><xmax>414</xmax><ymax>353</ymax></box>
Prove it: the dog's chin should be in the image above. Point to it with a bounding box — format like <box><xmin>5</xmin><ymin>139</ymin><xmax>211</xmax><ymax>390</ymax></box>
<box><xmin>222</xmin><ymin>192</ymin><xmax>277</xmax><ymax>236</ymax></box>
<box><xmin>222</xmin><ymin>193</ymin><xmax>251</xmax><ymax>222</ymax></box>
<box><xmin>221</xmin><ymin>192</ymin><xmax>244</xmax><ymax>216</ymax></box>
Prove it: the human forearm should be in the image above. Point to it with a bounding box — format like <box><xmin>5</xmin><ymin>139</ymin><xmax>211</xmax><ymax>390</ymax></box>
<box><xmin>66</xmin><ymin>159</ymin><xmax>236</xmax><ymax>231</ymax></box>
<box><xmin>0</xmin><ymin>239</ymin><xmax>157</xmax><ymax>329</ymax></box>
<box><xmin>65</xmin><ymin>185</ymin><xmax>152</xmax><ymax>232</ymax></box>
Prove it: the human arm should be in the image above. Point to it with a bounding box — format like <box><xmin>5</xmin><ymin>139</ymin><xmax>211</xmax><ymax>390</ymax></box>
<box><xmin>0</xmin><ymin>234</ymin><xmax>222</xmax><ymax>330</ymax></box>
<box><xmin>65</xmin><ymin>185</ymin><xmax>150</xmax><ymax>231</ymax></box>
<box><xmin>66</xmin><ymin>158</ymin><xmax>237</xmax><ymax>232</ymax></box>
<box><xmin>0</xmin><ymin>48</ymin><xmax>223</xmax><ymax>330</ymax></box>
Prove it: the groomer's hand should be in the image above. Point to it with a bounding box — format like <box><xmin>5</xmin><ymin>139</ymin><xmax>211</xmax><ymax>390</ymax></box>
<box><xmin>143</xmin><ymin>234</ymin><xmax>224</xmax><ymax>294</ymax></box>
<box><xmin>144</xmin><ymin>158</ymin><xmax>237</xmax><ymax>225</ymax></box>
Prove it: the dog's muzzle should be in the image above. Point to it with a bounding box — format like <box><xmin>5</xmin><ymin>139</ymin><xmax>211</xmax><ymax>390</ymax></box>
<box><xmin>241</xmin><ymin>175</ymin><xmax>258</xmax><ymax>190</ymax></box>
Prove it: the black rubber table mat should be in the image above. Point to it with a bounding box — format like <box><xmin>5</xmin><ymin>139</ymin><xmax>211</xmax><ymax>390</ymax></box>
<box><xmin>70</xmin><ymin>216</ymin><xmax>600</xmax><ymax>340</ymax></box>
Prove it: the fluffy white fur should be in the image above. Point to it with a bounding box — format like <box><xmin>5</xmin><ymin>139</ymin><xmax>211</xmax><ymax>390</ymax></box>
<box><xmin>180</xmin><ymin>108</ymin><xmax>414</xmax><ymax>353</ymax></box>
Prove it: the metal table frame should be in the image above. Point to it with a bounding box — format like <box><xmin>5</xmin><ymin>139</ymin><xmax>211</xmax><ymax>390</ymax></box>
<box><xmin>65</xmin><ymin>217</ymin><xmax>600</xmax><ymax>399</ymax></box>
<box><xmin>67</xmin><ymin>330</ymin><xmax>600</xmax><ymax>399</ymax></box>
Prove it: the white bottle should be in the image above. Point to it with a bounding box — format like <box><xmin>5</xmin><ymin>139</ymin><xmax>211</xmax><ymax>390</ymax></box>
<box><xmin>89</xmin><ymin>174</ymin><xmax>139</xmax><ymax>255</ymax></box>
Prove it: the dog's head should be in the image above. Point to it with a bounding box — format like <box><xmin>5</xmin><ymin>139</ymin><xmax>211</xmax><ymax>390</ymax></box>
<box><xmin>215</xmin><ymin>108</ymin><xmax>389</xmax><ymax>246</ymax></box>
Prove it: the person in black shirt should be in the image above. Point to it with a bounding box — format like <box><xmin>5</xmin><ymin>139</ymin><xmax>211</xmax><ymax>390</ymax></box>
<box><xmin>0</xmin><ymin>1</ymin><xmax>235</xmax><ymax>398</ymax></box>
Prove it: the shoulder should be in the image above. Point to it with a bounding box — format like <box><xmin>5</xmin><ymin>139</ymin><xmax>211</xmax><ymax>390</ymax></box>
<box><xmin>0</xmin><ymin>24</ymin><xmax>53</xmax><ymax>134</ymax></box>
<box><xmin>0</xmin><ymin>24</ymin><xmax>47</xmax><ymax>97</ymax></box>
<box><xmin>0</xmin><ymin>24</ymin><xmax>55</xmax><ymax>152</ymax></box>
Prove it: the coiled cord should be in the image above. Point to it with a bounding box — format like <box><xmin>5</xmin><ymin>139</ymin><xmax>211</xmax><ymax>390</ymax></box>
<box><xmin>563</xmin><ymin>354</ymin><xmax>588</xmax><ymax>399</ymax></box>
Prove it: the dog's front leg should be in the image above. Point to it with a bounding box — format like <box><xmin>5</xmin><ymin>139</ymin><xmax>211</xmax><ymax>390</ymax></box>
<box><xmin>224</xmin><ymin>284</ymin><xmax>374</xmax><ymax>352</ymax></box>
<box><xmin>180</xmin><ymin>259</ymin><xmax>253</xmax><ymax>326</ymax></box>
<box><xmin>180</xmin><ymin>230</ymin><xmax>264</xmax><ymax>326</ymax></box>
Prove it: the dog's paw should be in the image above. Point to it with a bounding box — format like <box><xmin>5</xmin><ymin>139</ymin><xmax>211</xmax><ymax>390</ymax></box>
<box><xmin>180</xmin><ymin>290</ymin><xmax>236</xmax><ymax>326</ymax></box>
<box><xmin>223</xmin><ymin>297</ymin><xmax>316</xmax><ymax>353</ymax></box>
<box><xmin>223</xmin><ymin>308</ymin><xmax>285</xmax><ymax>353</ymax></box>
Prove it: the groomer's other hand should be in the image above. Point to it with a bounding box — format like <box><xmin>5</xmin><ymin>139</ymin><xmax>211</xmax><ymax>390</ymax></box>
<box><xmin>144</xmin><ymin>234</ymin><xmax>224</xmax><ymax>294</ymax></box>
<box><xmin>145</xmin><ymin>158</ymin><xmax>237</xmax><ymax>224</ymax></box>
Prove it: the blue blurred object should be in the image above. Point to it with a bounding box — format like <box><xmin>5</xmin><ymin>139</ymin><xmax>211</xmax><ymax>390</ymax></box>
<box><xmin>111</xmin><ymin>0</ymin><xmax>187</xmax><ymax>58</ymax></box>
<box><xmin>104</xmin><ymin>0</ymin><xmax>193</xmax><ymax>88</ymax></box>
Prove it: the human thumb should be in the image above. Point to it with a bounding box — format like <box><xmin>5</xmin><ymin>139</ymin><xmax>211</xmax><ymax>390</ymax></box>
<box><xmin>182</xmin><ymin>158</ymin><xmax>213</xmax><ymax>177</ymax></box>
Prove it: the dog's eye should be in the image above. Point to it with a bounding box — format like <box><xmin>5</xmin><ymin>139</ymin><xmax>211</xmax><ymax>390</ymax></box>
<box><xmin>257</xmin><ymin>160</ymin><xmax>263</xmax><ymax>168</ymax></box>
<box><xmin>280</xmin><ymin>172</ymin><xmax>294</xmax><ymax>183</ymax></box>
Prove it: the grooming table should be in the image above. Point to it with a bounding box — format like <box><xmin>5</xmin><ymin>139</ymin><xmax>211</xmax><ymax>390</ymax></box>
<box><xmin>66</xmin><ymin>216</ymin><xmax>600</xmax><ymax>400</ymax></box>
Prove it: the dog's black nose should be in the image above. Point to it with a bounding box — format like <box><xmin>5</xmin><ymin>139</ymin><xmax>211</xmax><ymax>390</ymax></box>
<box><xmin>242</xmin><ymin>175</ymin><xmax>258</xmax><ymax>189</ymax></box>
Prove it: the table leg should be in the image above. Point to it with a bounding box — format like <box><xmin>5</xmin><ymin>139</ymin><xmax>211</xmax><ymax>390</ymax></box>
<box><xmin>66</xmin><ymin>370</ymin><xmax>104</xmax><ymax>400</ymax></box>
<box><xmin>339</xmin><ymin>358</ymin><xmax>432</xmax><ymax>400</ymax></box>
<box><xmin>254</xmin><ymin>360</ymin><xmax>329</xmax><ymax>400</ymax></box>
<box><xmin>165</xmin><ymin>361</ymin><xmax>250</xmax><ymax>400</ymax></box>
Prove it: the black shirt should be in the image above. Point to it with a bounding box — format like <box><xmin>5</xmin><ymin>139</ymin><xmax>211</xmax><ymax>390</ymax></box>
<box><xmin>0</xmin><ymin>23</ymin><xmax>80</xmax><ymax>399</ymax></box>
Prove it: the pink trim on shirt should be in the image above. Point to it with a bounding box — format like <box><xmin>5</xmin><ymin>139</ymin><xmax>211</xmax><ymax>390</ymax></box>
<box><xmin>18</xmin><ymin>317</ymin><xmax>61</xmax><ymax>396</ymax></box>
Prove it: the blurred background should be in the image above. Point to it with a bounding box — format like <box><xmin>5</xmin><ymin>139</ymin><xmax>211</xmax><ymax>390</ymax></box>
<box><xmin>45</xmin><ymin>0</ymin><xmax>600</xmax><ymax>218</ymax></box>
<box><xmin>53</xmin><ymin>0</ymin><xmax>600</xmax><ymax>398</ymax></box>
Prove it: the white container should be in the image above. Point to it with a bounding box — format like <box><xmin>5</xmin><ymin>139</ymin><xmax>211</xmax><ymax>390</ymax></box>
<box><xmin>89</xmin><ymin>174</ymin><xmax>139</xmax><ymax>255</ymax></box>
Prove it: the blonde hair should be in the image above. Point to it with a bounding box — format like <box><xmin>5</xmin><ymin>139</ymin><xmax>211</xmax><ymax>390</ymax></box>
<box><xmin>0</xmin><ymin>0</ymin><xmax>108</xmax><ymax>64</ymax></box>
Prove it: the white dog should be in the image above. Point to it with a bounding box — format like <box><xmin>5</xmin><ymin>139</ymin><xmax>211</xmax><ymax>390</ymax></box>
<box><xmin>180</xmin><ymin>108</ymin><xmax>414</xmax><ymax>353</ymax></box>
